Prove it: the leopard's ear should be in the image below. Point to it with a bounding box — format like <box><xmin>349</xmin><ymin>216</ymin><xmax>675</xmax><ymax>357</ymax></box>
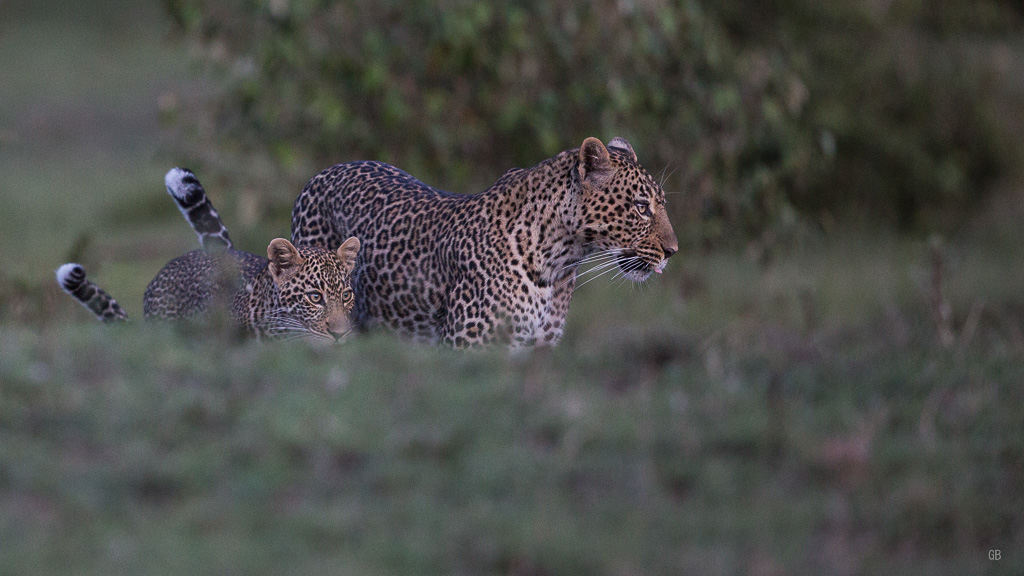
<box><xmin>336</xmin><ymin>236</ymin><xmax>361</xmax><ymax>275</ymax></box>
<box><xmin>267</xmin><ymin>238</ymin><xmax>304</xmax><ymax>284</ymax></box>
<box><xmin>607</xmin><ymin>137</ymin><xmax>637</xmax><ymax>162</ymax></box>
<box><xmin>578</xmin><ymin>137</ymin><xmax>614</xmax><ymax>188</ymax></box>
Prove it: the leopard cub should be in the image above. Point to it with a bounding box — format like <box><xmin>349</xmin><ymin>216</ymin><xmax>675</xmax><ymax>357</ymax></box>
<box><xmin>59</xmin><ymin>237</ymin><xmax>360</xmax><ymax>342</ymax></box>
<box><xmin>58</xmin><ymin>168</ymin><xmax>360</xmax><ymax>342</ymax></box>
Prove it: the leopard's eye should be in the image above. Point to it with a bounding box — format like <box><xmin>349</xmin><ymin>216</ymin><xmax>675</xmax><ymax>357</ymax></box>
<box><xmin>634</xmin><ymin>199</ymin><xmax>652</xmax><ymax>218</ymax></box>
<box><xmin>307</xmin><ymin>291</ymin><xmax>324</xmax><ymax>305</ymax></box>
<box><xmin>342</xmin><ymin>288</ymin><xmax>354</xmax><ymax>303</ymax></box>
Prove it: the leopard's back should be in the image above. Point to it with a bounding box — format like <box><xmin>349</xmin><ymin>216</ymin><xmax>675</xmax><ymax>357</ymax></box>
<box><xmin>141</xmin><ymin>249</ymin><xmax>263</xmax><ymax>320</ymax></box>
<box><xmin>291</xmin><ymin>161</ymin><xmax>462</xmax><ymax>250</ymax></box>
<box><xmin>291</xmin><ymin>161</ymin><xmax>473</xmax><ymax>341</ymax></box>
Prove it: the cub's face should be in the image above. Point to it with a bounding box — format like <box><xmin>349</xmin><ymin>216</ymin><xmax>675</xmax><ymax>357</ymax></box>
<box><xmin>578</xmin><ymin>137</ymin><xmax>679</xmax><ymax>281</ymax></box>
<box><xmin>266</xmin><ymin>237</ymin><xmax>360</xmax><ymax>342</ymax></box>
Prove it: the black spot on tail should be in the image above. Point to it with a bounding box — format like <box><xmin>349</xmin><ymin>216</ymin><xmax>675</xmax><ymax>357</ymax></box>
<box><xmin>165</xmin><ymin>167</ymin><xmax>234</xmax><ymax>251</ymax></box>
<box><xmin>58</xmin><ymin>263</ymin><xmax>87</xmax><ymax>292</ymax></box>
<box><xmin>56</xmin><ymin>263</ymin><xmax>128</xmax><ymax>323</ymax></box>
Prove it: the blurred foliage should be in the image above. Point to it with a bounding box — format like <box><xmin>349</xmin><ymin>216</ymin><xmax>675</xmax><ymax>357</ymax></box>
<box><xmin>163</xmin><ymin>0</ymin><xmax>1024</xmax><ymax>243</ymax></box>
<box><xmin>713</xmin><ymin>0</ymin><xmax>1024</xmax><ymax>229</ymax></box>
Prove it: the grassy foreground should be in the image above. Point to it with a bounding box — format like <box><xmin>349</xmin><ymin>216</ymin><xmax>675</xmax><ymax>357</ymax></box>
<box><xmin>3</xmin><ymin>228</ymin><xmax>1023</xmax><ymax>575</ymax></box>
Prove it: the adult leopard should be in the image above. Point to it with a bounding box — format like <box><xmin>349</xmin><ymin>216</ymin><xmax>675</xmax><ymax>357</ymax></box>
<box><xmin>291</xmin><ymin>137</ymin><xmax>678</xmax><ymax>347</ymax></box>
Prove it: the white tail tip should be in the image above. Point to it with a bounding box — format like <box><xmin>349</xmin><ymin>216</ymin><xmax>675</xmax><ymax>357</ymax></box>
<box><xmin>56</xmin><ymin>263</ymin><xmax>85</xmax><ymax>292</ymax></box>
<box><xmin>164</xmin><ymin>167</ymin><xmax>193</xmax><ymax>199</ymax></box>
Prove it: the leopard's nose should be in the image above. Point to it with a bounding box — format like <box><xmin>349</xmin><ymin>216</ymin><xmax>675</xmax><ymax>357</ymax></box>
<box><xmin>328</xmin><ymin>328</ymin><xmax>350</xmax><ymax>342</ymax></box>
<box><xmin>662</xmin><ymin>239</ymin><xmax>678</xmax><ymax>259</ymax></box>
<box><xmin>660</xmin><ymin>220</ymin><xmax>679</xmax><ymax>259</ymax></box>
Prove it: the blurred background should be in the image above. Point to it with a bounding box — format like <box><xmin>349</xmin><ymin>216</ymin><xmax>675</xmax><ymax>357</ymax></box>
<box><xmin>1</xmin><ymin>0</ymin><xmax>1022</xmax><ymax>574</ymax></box>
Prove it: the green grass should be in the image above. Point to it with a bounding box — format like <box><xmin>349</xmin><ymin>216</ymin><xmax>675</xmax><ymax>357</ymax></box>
<box><xmin>8</xmin><ymin>220</ymin><xmax>1024</xmax><ymax>575</ymax></box>
<box><xmin>2</xmin><ymin>1</ymin><xmax>1023</xmax><ymax>574</ymax></box>
<box><xmin>3</xmin><ymin>282</ymin><xmax>1023</xmax><ymax>575</ymax></box>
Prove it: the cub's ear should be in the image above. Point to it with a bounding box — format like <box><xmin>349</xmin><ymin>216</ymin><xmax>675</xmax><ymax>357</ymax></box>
<box><xmin>607</xmin><ymin>136</ymin><xmax>637</xmax><ymax>161</ymax></box>
<box><xmin>578</xmin><ymin>137</ymin><xmax>614</xmax><ymax>188</ymax></box>
<box><xmin>267</xmin><ymin>238</ymin><xmax>304</xmax><ymax>284</ymax></box>
<box><xmin>336</xmin><ymin>236</ymin><xmax>361</xmax><ymax>275</ymax></box>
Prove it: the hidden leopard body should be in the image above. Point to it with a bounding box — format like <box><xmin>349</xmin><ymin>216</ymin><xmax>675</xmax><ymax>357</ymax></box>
<box><xmin>290</xmin><ymin>136</ymin><xmax>678</xmax><ymax>347</ymax></box>
<box><xmin>58</xmin><ymin>169</ymin><xmax>361</xmax><ymax>342</ymax></box>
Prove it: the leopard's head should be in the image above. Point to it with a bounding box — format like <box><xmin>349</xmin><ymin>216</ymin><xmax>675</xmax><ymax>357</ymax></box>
<box><xmin>575</xmin><ymin>137</ymin><xmax>678</xmax><ymax>281</ymax></box>
<box><xmin>264</xmin><ymin>236</ymin><xmax>361</xmax><ymax>342</ymax></box>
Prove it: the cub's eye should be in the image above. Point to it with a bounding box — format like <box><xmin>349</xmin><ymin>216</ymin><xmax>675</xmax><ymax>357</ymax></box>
<box><xmin>634</xmin><ymin>200</ymin><xmax>652</xmax><ymax>217</ymax></box>
<box><xmin>307</xmin><ymin>291</ymin><xmax>324</xmax><ymax>305</ymax></box>
<box><xmin>342</xmin><ymin>288</ymin><xmax>354</xmax><ymax>303</ymax></box>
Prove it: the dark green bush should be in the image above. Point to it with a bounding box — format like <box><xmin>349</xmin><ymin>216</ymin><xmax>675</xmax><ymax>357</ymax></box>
<box><xmin>711</xmin><ymin>0</ymin><xmax>1024</xmax><ymax>228</ymax></box>
<box><xmin>163</xmin><ymin>0</ymin><xmax>1023</xmax><ymax>242</ymax></box>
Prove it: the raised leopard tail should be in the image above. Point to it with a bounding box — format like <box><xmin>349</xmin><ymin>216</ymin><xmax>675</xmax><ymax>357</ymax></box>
<box><xmin>56</xmin><ymin>263</ymin><xmax>128</xmax><ymax>322</ymax></box>
<box><xmin>165</xmin><ymin>167</ymin><xmax>233</xmax><ymax>251</ymax></box>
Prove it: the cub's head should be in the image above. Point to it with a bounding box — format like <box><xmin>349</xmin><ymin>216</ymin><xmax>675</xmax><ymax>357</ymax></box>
<box><xmin>576</xmin><ymin>136</ymin><xmax>678</xmax><ymax>281</ymax></box>
<box><xmin>264</xmin><ymin>236</ymin><xmax>361</xmax><ymax>342</ymax></box>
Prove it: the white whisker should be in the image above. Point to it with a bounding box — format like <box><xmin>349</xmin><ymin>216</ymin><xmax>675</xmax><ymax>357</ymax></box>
<box><xmin>575</xmin><ymin>250</ymin><xmax>621</xmax><ymax>265</ymax></box>
<box><xmin>659</xmin><ymin>165</ymin><xmax>680</xmax><ymax>189</ymax></box>
<box><xmin>578</xmin><ymin>254</ymin><xmax>623</xmax><ymax>272</ymax></box>
<box><xmin>574</xmin><ymin>258</ymin><xmax>633</xmax><ymax>290</ymax></box>
<box><xmin>574</xmin><ymin>259</ymin><xmax>623</xmax><ymax>281</ymax></box>
<box><xmin>656</xmin><ymin>163</ymin><xmax>669</xmax><ymax>187</ymax></box>
<box><xmin>557</xmin><ymin>249</ymin><xmax>621</xmax><ymax>273</ymax></box>
<box><xmin>611</xmin><ymin>258</ymin><xmax>640</xmax><ymax>282</ymax></box>
<box><xmin>612</xmin><ymin>257</ymin><xmax>650</xmax><ymax>286</ymax></box>
<box><xmin>614</xmin><ymin>263</ymin><xmax>640</xmax><ymax>288</ymax></box>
